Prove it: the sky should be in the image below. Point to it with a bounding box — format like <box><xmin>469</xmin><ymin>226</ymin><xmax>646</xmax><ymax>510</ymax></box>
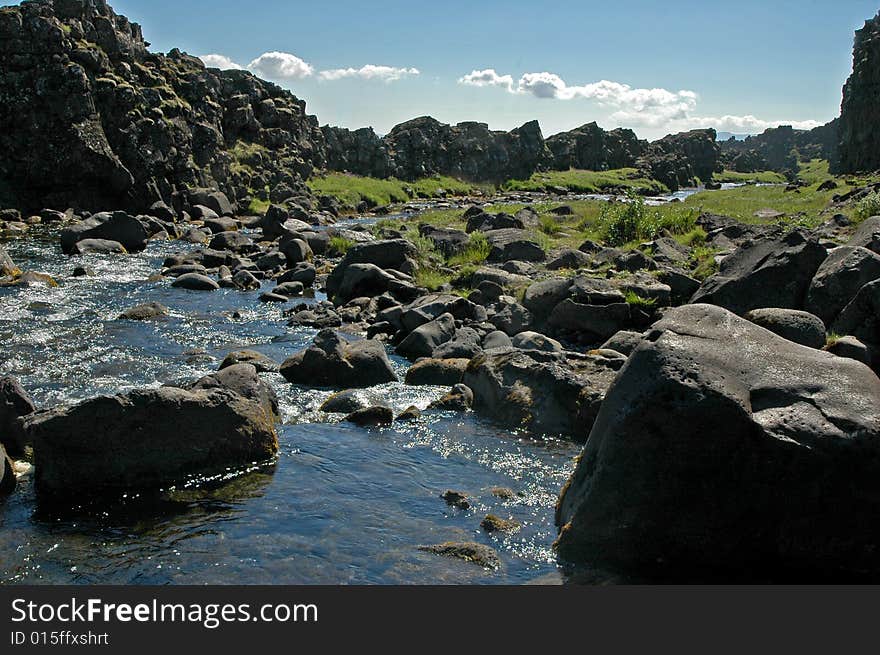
<box><xmin>98</xmin><ymin>0</ymin><xmax>880</xmax><ymax>139</ymax></box>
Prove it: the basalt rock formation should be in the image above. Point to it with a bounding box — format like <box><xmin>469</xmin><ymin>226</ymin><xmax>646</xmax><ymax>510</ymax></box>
<box><xmin>323</xmin><ymin>117</ymin><xmax>552</xmax><ymax>183</ymax></box>
<box><xmin>835</xmin><ymin>12</ymin><xmax>880</xmax><ymax>173</ymax></box>
<box><xmin>545</xmin><ymin>122</ymin><xmax>646</xmax><ymax>171</ymax></box>
<box><xmin>720</xmin><ymin>122</ymin><xmax>839</xmax><ymax>176</ymax></box>
<box><xmin>636</xmin><ymin>128</ymin><xmax>720</xmax><ymax>191</ymax></box>
<box><xmin>0</xmin><ymin>0</ymin><xmax>325</xmax><ymax>213</ymax></box>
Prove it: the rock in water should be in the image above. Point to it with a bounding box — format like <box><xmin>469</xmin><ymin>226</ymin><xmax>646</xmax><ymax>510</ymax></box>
<box><xmin>0</xmin><ymin>442</ymin><xmax>14</xmax><ymax>497</ymax></box>
<box><xmin>463</xmin><ymin>349</ymin><xmax>620</xmax><ymax>439</ymax></box>
<box><xmin>22</xmin><ymin>386</ymin><xmax>278</xmax><ymax>497</ymax></box>
<box><xmin>0</xmin><ymin>376</ymin><xmax>36</xmax><ymax>456</ymax></box>
<box><xmin>280</xmin><ymin>329</ymin><xmax>398</xmax><ymax>389</ymax></box>
<box><xmin>118</xmin><ymin>302</ymin><xmax>169</xmax><ymax>321</ymax></box>
<box><xmin>555</xmin><ymin>304</ymin><xmax>880</xmax><ymax>579</ymax></box>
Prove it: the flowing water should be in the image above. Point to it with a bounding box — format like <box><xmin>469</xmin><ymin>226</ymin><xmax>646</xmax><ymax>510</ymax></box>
<box><xmin>0</xmin><ymin>224</ymin><xmax>593</xmax><ymax>585</ymax></box>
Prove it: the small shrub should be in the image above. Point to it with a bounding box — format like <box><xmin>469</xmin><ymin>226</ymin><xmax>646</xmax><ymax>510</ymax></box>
<box><xmin>855</xmin><ymin>191</ymin><xmax>880</xmax><ymax>222</ymax></box>
<box><xmin>597</xmin><ymin>195</ymin><xmax>698</xmax><ymax>246</ymax></box>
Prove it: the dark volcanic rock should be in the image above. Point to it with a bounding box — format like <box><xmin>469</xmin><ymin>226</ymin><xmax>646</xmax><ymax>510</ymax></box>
<box><xmin>22</xmin><ymin>385</ymin><xmax>278</xmax><ymax>496</ymax></box>
<box><xmin>637</xmin><ymin>129</ymin><xmax>719</xmax><ymax>192</ymax></box>
<box><xmin>691</xmin><ymin>230</ymin><xmax>827</xmax><ymax>314</ymax></box>
<box><xmin>0</xmin><ymin>0</ymin><xmax>325</xmax><ymax>212</ymax></box>
<box><xmin>463</xmin><ymin>349</ymin><xmax>621</xmax><ymax>439</ymax></box>
<box><xmin>0</xmin><ymin>376</ymin><xmax>36</xmax><ymax>456</ymax></box>
<box><xmin>555</xmin><ymin>304</ymin><xmax>880</xmax><ymax>579</ymax></box>
<box><xmin>324</xmin><ymin>116</ymin><xmax>551</xmax><ymax>183</ymax></box>
<box><xmin>280</xmin><ymin>329</ymin><xmax>397</xmax><ymax>389</ymax></box>
<box><xmin>546</xmin><ymin>122</ymin><xmax>645</xmax><ymax>171</ymax></box>
<box><xmin>835</xmin><ymin>12</ymin><xmax>880</xmax><ymax>174</ymax></box>
<box><xmin>805</xmin><ymin>245</ymin><xmax>880</xmax><ymax>324</ymax></box>
<box><xmin>743</xmin><ymin>308</ymin><xmax>827</xmax><ymax>349</ymax></box>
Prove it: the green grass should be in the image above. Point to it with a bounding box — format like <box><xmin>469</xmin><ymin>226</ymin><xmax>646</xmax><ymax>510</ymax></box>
<box><xmin>327</xmin><ymin>236</ymin><xmax>356</xmax><ymax>257</ymax></box>
<box><xmin>713</xmin><ymin>170</ymin><xmax>787</xmax><ymax>184</ymax></box>
<box><xmin>413</xmin><ymin>268</ymin><xmax>452</xmax><ymax>291</ymax></box>
<box><xmin>503</xmin><ymin>168</ymin><xmax>669</xmax><ymax>195</ymax></box>
<box><xmin>246</xmin><ymin>197</ymin><xmax>271</xmax><ymax>215</ymax></box>
<box><xmin>675</xmin><ymin>227</ymin><xmax>708</xmax><ymax>247</ymax></box>
<box><xmin>308</xmin><ymin>173</ymin><xmax>484</xmax><ymax>211</ymax></box>
<box><xmin>538</xmin><ymin>215</ymin><xmax>562</xmax><ymax>235</ymax></box>
<box><xmin>691</xmin><ymin>246</ymin><xmax>720</xmax><ymax>280</ymax></box>
<box><xmin>681</xmin><ymin>183</ymin><xmax>840</xmax><ymax>227</ymax></box>
<box><xmin>447</xmin><ymin>232</ymin><xmax>491</xmax><ymax>266</ymax></box>
<box><xmin>624</xmin><ymin>291</ymin><xmax>657</xmax><ymax>309</ymax></box>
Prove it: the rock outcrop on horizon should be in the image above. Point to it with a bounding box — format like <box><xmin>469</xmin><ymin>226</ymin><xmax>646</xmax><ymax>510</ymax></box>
<box><xmin>545</xmin><ymin>122</ymin><xmax>646</xmax><ymax>171</ymax></box>
<box><xmin>322</xmin><ymin>117</ymin><xmax>552</xmax><ymax>183</ymax></box>
<box><xmin>636</xmin><ymin>129</ymin><xmax>720</xmax><ymax>191</ymax></box>
<box><xmin>0</xmin><ymin>0</ymin><xmax>325</xmax><ymax>213</ymax></box>
<box><xmin>720</xmin><ymin>122</ymin><xmax>839</xmax><ymax>176</ymax></box>
<box><xmin>835</xmin><ymin>12</ymin><xmax>880</xmax><ymax>173</ymax></box>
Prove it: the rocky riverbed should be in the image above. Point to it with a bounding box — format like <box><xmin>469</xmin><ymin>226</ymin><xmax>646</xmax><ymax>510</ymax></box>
<box><xmin>2</xmin><ymin>185</ymin><xmax>880</xmax><ymax>583</ymax></box>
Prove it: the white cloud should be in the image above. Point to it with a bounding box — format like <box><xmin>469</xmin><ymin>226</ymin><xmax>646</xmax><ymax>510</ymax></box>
<box><xmin>460</xmin><ymin>68</ymin><xmax>820</xmax><ymax>135</ymax></box>
<box><xmin>318</xmin><ymin>65</ymin><xmax>420</xmax><ymax>82</ymax></box>
<box><xmin>199</xmin><ymin>54</ymin><xmax>244</xmax><ymax>70</ymax></box>
<box><xmin>458</xmin><ymin>69</ymin><xmax>514</xmax><ymax>90</ymax></box>
<box><xmin>677</xmin><ymin>114</ymin><xmax>823</xmax><ymax>133</ymax></box>
<box><xmin>247</xmin><ymin>51</ymin><xmax>315</xmax><ymax>80</ymax></box>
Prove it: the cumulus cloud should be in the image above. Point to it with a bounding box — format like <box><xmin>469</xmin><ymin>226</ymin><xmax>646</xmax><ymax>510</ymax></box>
<box><xmin>319</xmin><ymin>65</ymin><xmax>420</xmax><ymax>82</ymax></box>
<box><xmin>247</xmin><ymin>51</ymin><xmax>315</xmax><ymax>80</ymax></box>
<box><xmin>458</xmin><ymin>69</ymin><xmax>514</xmax><ymax>90</ymax></box>
<box><xmin>679</xmin><ymin>114</ymin><xmax>823</xmax><ymax>133</ymax></box>
<box><xmin>198</xmin><ymin>54</ymin><xmax>244</xmax><ymax>70</ymax></box>
<box><xmin>459</xmin><ymin>68</ymin><xmax>819</xmax><ymax>134</ymax></box>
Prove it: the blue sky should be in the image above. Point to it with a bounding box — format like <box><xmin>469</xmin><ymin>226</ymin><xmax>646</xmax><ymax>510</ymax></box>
<box><xmin>103</xmin><ymin>0</ymin><xmax>878</xmax><ymax>138</ymax></box>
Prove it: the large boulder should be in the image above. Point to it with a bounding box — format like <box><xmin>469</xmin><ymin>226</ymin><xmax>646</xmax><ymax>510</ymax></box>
<box><xmin>22</xmin><ymin>386</ymin><xmax>278</xmax><ymax>497</ymax></box>
<box><xmin>805</xmin><ymin>246</ymin><xmax>880</xmax><ymax>324</ymax></box>
<box><xmin>396</xmin><ymin>313</ymin><xmax>456</xmax><ymax>360</ymax></box>
<box><xmin>847</xmin><ymin>216</ymin><xmax>880</xmax><ymax>254</ymax></box>
<box><xmin>555</xmin><ymin>304</ymin><xmax>880</xmax><ymax>579</ymax></box>
<box><xmin>0</xmin><ymin>377</ymin><xmax>36</xmax><ymax>456</ymax></box>
<box><xmin>691</xmin><ymin>230</ymin><xmax>827</xmax><ymax>314</ymax></box>
<box><xmin>484</xmin><ymin>229</ymin><xmax>546</xmax><ymax>263</ymax></box>
<box><xmin>280</xmin><ymin>330</ymin><xmax>398</xmax><ymax>388</ymax></box>
<box><xmin>0</xmin><ymin>442</ymin><xmax>14</xmax><ymax>496</ymax></box>
<box><xmin>463</xmin><ymin>348</ymin><xmax>622</xmax><ymax>439</ymax></box>
<box><xmin>60</xmin><ymin>212</ymin><xmax>150</xmax><ymax>254</ymax></box>
<box><xmin>832</xmin><ymin>279</ymin><xmax>880</xmax><ymax>369</ymax></box>
<box><xmin>744</xmin><ymin>308</ymin><xmax>827</xmax><ymax>349</ymax></box>
<box><xmin>188</xmin><ymin>364</ymin><xmax>280</xmax><ymax>423</ymax></box>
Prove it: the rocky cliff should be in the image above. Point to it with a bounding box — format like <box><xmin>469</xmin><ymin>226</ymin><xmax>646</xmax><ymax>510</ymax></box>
<box><xmin>545</xmin><ymin>122</ymin><xmax>646</xmax><ymax>171</ymax></box>
<box><xmin>322</xmin><ymin>117</ymin><xmax>552</xmax><ymax>183</ymax></box>
<box><xmin>720</xmin><ymin>121</ymin><xmax>839</xmax><ymax>176</ymax></box>
<box><xmin>0</xmin><ymin>0</ymin><xmax>325</xmax><ymax>213</ymax></box>
<box><xmin>636</xmin><ymin>129</ymin><xmax>719</xmax><ymax>191</ymax></box>
<box><xmin>835</xmin><ymin>12</ymin><xmax>880</xmax><ymax>173</ymax></box>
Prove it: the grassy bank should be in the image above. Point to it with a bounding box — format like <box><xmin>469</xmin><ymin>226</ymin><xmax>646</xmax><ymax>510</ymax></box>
<box><xmin>503</xmin><ymin>168</ymin><xmax>669</xmax><ymax>195</ymax></box>
<box><xmin>713</xmin><ymin>170</ymin><xmax>787</xmax><ymax>184</ymax></box>
<box><xmin>308</xmin><ymin>173</ymin><xmax>489</xmax><ymax>209</ymax></box>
